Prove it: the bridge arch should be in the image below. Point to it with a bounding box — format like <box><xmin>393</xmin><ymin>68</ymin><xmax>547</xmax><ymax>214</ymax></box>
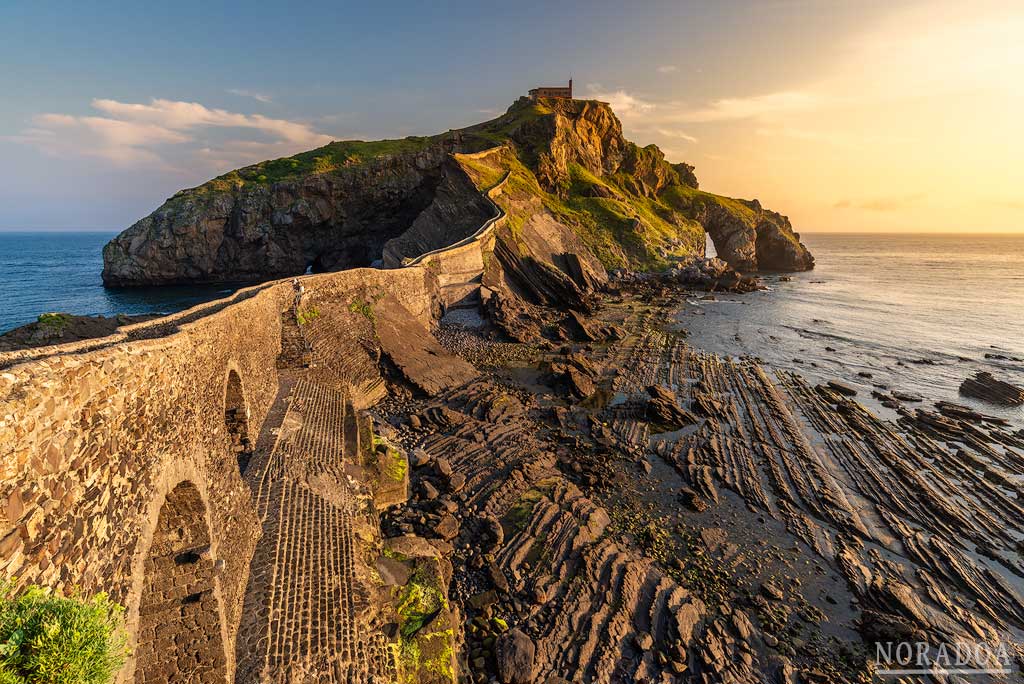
<box><xmin>223</xmin><ymin>367</ymin><xmax>252</xmax><ymax>474</ymax></box>
<box><xmin>134</xmin><ymin>480</ymin><xmax>229</xmax><ymax>684</ymax></box>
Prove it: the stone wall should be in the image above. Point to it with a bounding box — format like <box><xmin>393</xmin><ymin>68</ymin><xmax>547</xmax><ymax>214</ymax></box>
<box><xmin>0</xmin><ymin>148</ymin><xmax>504</xmax><ymax>683</ymax></box>
<box><xmin>0</xmin><ymin>281</ymin><xmax>289</xmax><ymax>682</ymax></box>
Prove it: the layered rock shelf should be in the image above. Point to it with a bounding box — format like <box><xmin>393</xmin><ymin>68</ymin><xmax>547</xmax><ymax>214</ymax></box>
<box><xmin>960</xmin><ymin>370</ymin><xmax>1024</xmax><ymax>406</ymax></box>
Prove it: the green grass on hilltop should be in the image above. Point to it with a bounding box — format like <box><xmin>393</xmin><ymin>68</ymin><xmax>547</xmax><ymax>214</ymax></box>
<box><xmin>661</xmin><ymin>184</ymin><xmax>758</xmax><ymax>224</ymax></box>
<box><xmin>182</xmin><ymin>136</ymin><xmax>442</xmax><ymax>197</ymax></box>
<box><xmin>181</xmin><ymin>98</ymin><xmax>555</xmax><ymax>200</ymax></box>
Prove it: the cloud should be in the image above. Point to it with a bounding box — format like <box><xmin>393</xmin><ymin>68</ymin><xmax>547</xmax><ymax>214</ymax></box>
<box><xmin>91</xmin><ymin>98</ymin><xmax>330</xmax><ymax>146</ymax></box>
<box><xmin>228</xmin><ymin>88</ymin><xmax>273</xmax><ymax>104</ymax></box>
<box><xmin>653</xmin><ymin>128</ymin><xmax>698</xmax><ymax>144</ymax></box>
<box><xmin>834</xmin><ymin>194</ymin><xmax>926</xmax><ymax>211</ymax></box>
<box><xmin>656</xmin><ymin>65</ymin><xmax>678</xmax><ymax>74</ymax></box>
<box><xmin>584</xmin><ymin>85</ymin><xmax>656</xmax><ymax>117</ymax></box>
<box><xmin>584</xmin><ymin>84</ymin><xmax>821</xmax><ymax>131</ymax></box>
<box><xmin>10</xmin><ymin>97</ymin><xmax>333</xmax><ymax>170</ymax></box>
<box><xmin>674</xmin><ymin>91</ymin><xmax>821</xmax><ymax>123</ymax></box>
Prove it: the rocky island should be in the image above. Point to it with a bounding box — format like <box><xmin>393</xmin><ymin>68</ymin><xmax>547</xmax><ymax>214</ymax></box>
<box><xmin>2</xmin><ymin>96</ymin><xmax>1020</xmax><ymax>684</ymax></box>
<box><xmin>102</xmin><ymin>97</ymin><xmax>813</xmax><ymax>287</ymax></box>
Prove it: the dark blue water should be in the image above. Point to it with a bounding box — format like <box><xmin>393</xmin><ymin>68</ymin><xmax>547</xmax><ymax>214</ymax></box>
<box><xmin>0</xmin><ymin>231</ymin><xmax>239</xmax><ymax>333</ymax></box>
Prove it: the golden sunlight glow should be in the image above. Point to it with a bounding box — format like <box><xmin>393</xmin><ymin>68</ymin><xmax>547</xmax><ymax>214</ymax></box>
<box><xmin>627</xmin><ymin>1</ymin><xmax>1024</xmax><ymax>233</ymax></box>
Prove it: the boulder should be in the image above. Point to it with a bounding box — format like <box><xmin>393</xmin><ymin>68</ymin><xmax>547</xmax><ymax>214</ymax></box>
<box><xmin>496</xmin><ymin>628</ymin><xmax>536</xmax><ymax>684</ymax></box>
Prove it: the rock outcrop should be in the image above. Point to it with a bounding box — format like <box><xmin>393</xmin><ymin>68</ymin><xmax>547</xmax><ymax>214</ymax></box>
<box><xmin>959</xmin><ymin>371</ymin><xmax>1024</xmax><ymax>406</ymax></box>
<box><xmin>103</xmin><ymin>97</ymin><xmax>813</xmax><ymax>286</ymax></box>
<box><xmin>102</xmin><ymin>143</ymin><xmax>471</xmax><ymax>285</ymax></box>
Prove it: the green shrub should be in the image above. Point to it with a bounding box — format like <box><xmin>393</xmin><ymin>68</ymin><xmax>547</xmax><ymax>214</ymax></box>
<box><xmin>0</xmin><ymin>580</ymin><xmax>128</xmax><ymax>684</ymax></box>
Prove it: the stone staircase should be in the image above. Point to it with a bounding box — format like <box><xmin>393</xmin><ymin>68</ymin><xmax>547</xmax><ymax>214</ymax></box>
<box><xmin>276</xmin><ymin>308</ymin><xmax>310</xmax><ymax>370</ymax></box>
<box><xmin>236</xmin><ymin>361</ymin><xmax>394</xmax><ymax>682</ymax></box>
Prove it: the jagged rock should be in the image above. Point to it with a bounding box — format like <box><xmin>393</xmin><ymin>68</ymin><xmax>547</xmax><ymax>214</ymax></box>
<box><xmin>563</xmin><ymin>309</ymin><xmax>623</xmax><ymax>342</ymax></box>
<box><xmin>421</xmin><ymin>481</ymin><xmax>440</xmax><ymax>500</ymax></box>
<box><xmin>760</xmin><ymin>581</ymin><xmax>785</xmax><ymax>601</ymax></box>
<box><xmin>102</xmin><ymin>143</ymin><xmax>485</xmax><ymax>284</ymax></box>
<box><xmin>672</xmin><ymin>162</ymin><xmax>698</xmax><ymax>188</ymax></box>
<box><xmin>448</xmin><ymin>473</ymin><xmax>467</xmax><ymax>493</ymax></box>
<box><xmin>690</xmin><ymin>196</ymin><xmax>814</xmax><ymax>272</ymax></box>
<box><xmin>488</xmin><ymin>562</ymin><xmax>510</xmax><ymax>593</ymax></box>
<box><xmin>469</xmin><ymin>590</ymin><xmax>498</xmax><ymax>610</ymax></box>
<box><xmin>669</xmin><ymin>257</ymin><xmax>762</xmax><ymax>292</ymax></box>
<box><xmin>496</xmin><ymin>628</ymin><xmax>536</xmax><ymax>684</ymax></box>
<box><xmin>480</xmin><ymin>515</ymin><xmax>505</xmax><ymax>551</ymax></box>
<box><xmin>645</xmin><ymin>385</ymin><xmax>698</xmax><ymax>429</ymax></box>
<box><xmin>892</xmin><ymin>390</ymin><xmax>924</xmax><ymax>402</ymax></box>
<box><xmin>434</xmin><ymin>514</ymin><xmax>460</xmax><ymax>540</ymax></box>
<box><xmin>412</xmin><ymin>448</ymin><xmax>432</xmax><ymax>467</ymax></box>
<box><xmin>858</xmin><ymin>609</ymin><xmax>925</xmax><ymax>645</ymax></box>
<box><xmin>435</xmin><ymin>457</ymin><xmax>453</xmax><ymax>477</ymax></box>
<box><xmin>959</xmin><ymin>371</ymin><xmax>1024</xmax><ymax>406</ymax></box>
<box><xmin>374</xmin><ymin>296</ymin><xmax>477</xmax><ymax>395</ymax></box>
<box><xmin>542</xmin><ymin>354</ymin><xmax>598</xmax><ymax>400</ymax></box>
<box><xmin>679</xmin><ymin>487</ymin><xmax>709</xmax><ymax>512</ymax></box>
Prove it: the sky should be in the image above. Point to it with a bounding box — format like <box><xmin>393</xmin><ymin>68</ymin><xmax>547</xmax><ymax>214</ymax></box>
<box><xmin>1</xmin><ymin>0</ymin><xmax>1022</xmax><ymax>233</ymax></box>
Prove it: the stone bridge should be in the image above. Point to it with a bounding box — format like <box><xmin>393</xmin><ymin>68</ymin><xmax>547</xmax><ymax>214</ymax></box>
<box><xmin>0</xmin><ymin>153</ymin><xmax>508</xmax><ymax>683</ymax></box>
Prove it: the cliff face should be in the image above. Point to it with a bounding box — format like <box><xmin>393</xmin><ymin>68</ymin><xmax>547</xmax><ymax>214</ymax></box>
<box><xmin>103</xmin><ymin>98</ymin><xmax>812</xmax><ymax>286</ymax></box>
<box><xmin>102</xmin><ymin>143</ymin><xmax>463</xmax><ymax>285</ymax></box>
<box><xmin>504</xmin><ymin>97</ymin><xmax>812</xmax><ymax>272</ymax></box>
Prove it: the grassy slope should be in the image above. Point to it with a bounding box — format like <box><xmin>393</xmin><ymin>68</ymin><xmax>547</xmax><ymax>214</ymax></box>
<box><xmin>460</xmin><ymin>141</ymin><xmax>705</xmax><ymax>271</ymax></box>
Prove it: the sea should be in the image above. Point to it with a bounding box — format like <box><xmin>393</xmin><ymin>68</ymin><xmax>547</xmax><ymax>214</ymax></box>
<box><xmin>0</xmin><ymin>230</ymin><xmax>240</xmax><ymax>333</ymax></box>
<box><xmin>689</xmin><ymin>232</ymin><xmax>1024</xmax><ymax>427</ymax></box>
<box><xmin>1</xmin><ymin>230</ymin><xmax>1022</xmax><ymax>426</ymax></box>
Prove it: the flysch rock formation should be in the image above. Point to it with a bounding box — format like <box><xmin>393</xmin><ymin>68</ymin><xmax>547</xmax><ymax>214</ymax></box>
<box><xmin>102</xmin><ymin>97</ymin><xmax>813</xmax><ymax>287</ymax></box>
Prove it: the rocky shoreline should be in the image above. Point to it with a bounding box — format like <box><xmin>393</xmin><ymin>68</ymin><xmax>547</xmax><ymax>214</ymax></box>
<box><xmin>339</xmin><ymin>270</ymin><xmax>1023</xmax><ymax>683</ymax></box>
<box><xmin>0</xmin><ymin>312</ymin><xmax>157</xmax><ymax>352</ymax></box>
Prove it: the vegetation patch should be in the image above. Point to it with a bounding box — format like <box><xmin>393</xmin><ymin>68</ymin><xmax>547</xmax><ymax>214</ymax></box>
<box><xmin>348</xmin><ymin>299</ymin><xmax>375</xmax><ymax>323</ymax></box>
<box><xmin>456</xmin><ymin>143</ymin><xmax>706</xmax><ymax>272</ymax></box>
<box><xmin>296</xmin><ymin>307</ymin><xmax>320</xmax><ymax>325</ymax></box>
<box><xmin>0</xmin><ymin>580</ymin><xmax>128</xmax><ymax>684</ymax></box>
<box><xmin>373</xmin><ymin>436</ymin><xmax>407</xmax><ymax>483</ymax></box>
<box><xmin>395</xmin><ymin>571</ymin><xmax>446</xmax><ymax>639</ymax></box>
<box><xmin>35</xmin><ymin>313</ymin><xmax>71</xmax><ymax>335</ymax></box>
<box><xmin>390</xmin><ymin>567</ymin><xmax>454</xmax><ymax>683</ymax></box>
<box><xmin>500</xmin><ymin>479</ymin><xmax>558</xmax><ymax>538</ymax></box>
<box><xmin>187</xmin><ymin>136</ymin><xmax>440</xmax><ymax>194</ymax></box>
